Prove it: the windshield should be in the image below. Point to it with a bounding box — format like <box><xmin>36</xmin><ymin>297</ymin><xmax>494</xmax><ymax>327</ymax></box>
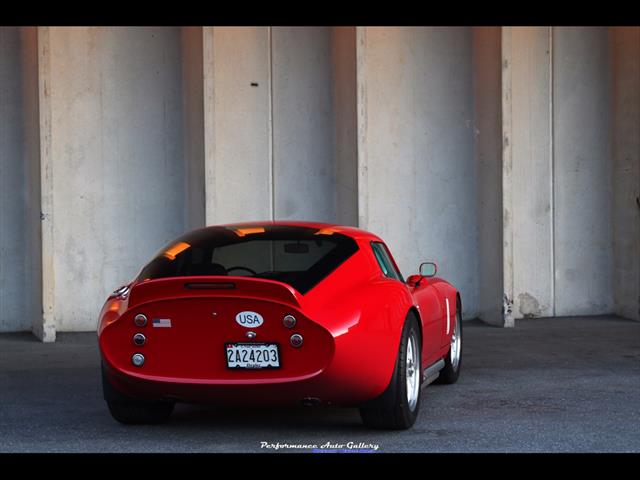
<box><xmin>137</xmin><ymin>225</ymin><xmax>359</xmax><ymax>294</ymax></box>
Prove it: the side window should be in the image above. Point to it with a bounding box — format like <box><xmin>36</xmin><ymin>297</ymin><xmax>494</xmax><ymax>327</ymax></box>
<box><xmin>371</xmin><ymin>242</ymin><xmax>403</xmax><ymax>282</ymax></box>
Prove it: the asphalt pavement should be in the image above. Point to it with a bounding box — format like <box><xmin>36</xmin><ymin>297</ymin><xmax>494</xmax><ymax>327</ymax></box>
<box><xmin>1</xmin><ymin>315</ymin><xmax>639</xmax><ymax>453</ymax></box>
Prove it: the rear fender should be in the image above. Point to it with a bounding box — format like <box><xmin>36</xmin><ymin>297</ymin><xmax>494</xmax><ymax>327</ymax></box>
<box><xmin>309</xmin><ymin>278</ymin><xmax>415</xmax><ymax>403</ymax></box>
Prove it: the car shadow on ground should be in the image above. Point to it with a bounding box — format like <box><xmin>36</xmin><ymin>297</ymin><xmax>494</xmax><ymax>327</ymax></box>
<box><xmin>167</xmin><ymin>403</ymin><xmax>369</xmax><ymax>433</ymax></box>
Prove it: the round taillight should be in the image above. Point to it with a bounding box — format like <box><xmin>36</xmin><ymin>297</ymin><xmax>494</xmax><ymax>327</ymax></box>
<box><xmin>134</xmin><ymin>314</ymin><xmax>147</xmax><ymax>327</ymax></box>
<box><xmin>283</xmin><ymin>314</ymin><xmax>297</xmax><ymax>329</ymax></box>
<box><xmin>131</xmin><ymin>353</ymin><xmax>145</xmax><ymax>367</ymax></box>
<box><xmin>290</xmin><ymin>334</ymin><xmax>303</xmax><ymax>348</ymax></box>
<box><xmin>133</xmin><ymin>333</ymin><xmax>146</xmax><ymax>346</ymax></box>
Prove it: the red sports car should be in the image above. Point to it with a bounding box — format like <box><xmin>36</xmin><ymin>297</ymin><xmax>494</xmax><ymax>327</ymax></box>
<box><xmin>98</xmin><ymin>222</ymin><xmax>462</xmax><ymax>429</ymax></box>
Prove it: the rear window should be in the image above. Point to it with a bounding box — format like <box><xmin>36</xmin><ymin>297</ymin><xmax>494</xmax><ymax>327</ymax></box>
<box><xmin>137</xmin><ymin>225</ymin><xmax>359</xmax><ymax>294</ymax></box>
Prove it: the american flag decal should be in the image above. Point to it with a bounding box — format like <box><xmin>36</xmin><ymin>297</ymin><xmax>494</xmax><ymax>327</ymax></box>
<box><xmin>152</xmin><ymin>318</ymin><xmax>172</xmax><ymax>328</ymax></box>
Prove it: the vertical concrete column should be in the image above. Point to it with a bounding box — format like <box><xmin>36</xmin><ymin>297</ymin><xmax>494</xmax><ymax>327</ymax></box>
<box><xmin>203</xmin><ymin>27</ymin><xmax>358</xmax><ymax>226</ymax></box>
<box><xmin>332</xmin><ymin>27</ymin><xmax>358</xmax><ymax>226</ymax></box>
<box><xmin>504</xmin><ymin>27</ymin><xmax>617</xmax><ymax>321</ymax></box>
<box><xmin>203</xmin><ymin>27</ymin><xmax>272</xmax><ymax>224</ymax></box>
<box><xmin>0</xmin><ymin>27</ymin><xmax>43</xmax><ymax>336</ymax></box>
<box><xmin>181</xmin><ymin>27</ymin><xmax>205</xmax><ymax>231</ymax></box>
<box><xmin>38</xmin><ymin>27</ymin><xmax>192</xmax><ymax>333</ymax></box>
<box><xmin>553</xmin><ymin>27</ymin><xmax>613</xmax><ymax>316</ymax></box>
<box><xmin>272</xmin><ymin>27</ymin><xmax>346</xmax><ymax>222</ymax></box>
<box><xmin>473</xmin><ymin>27</ymin><xmax>504</xmax><ymax>326</ymax></box>
<box><xmin>611</xmin><ymin>27</ymin><xmax>640</xmax><ymax>321</ymax></box>
<box><xmin>357</xmin><ymin>27</ymin><xmax>479</xmax><ymax>318</ymax></box>
<box><xmin>37</xmin><ymin>27</ymin><xmax>56</xmax><ymax>341</ymax></box>
<box><xmin>502</xmin><ymin>27</ymin><xmax>553</xmax><ymax>323</ymax></box>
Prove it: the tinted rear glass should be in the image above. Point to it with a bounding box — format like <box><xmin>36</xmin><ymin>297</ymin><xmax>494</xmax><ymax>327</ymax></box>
<box><xmin>137</xmin><ymin>225</ymin><xmax>359</xmax><ymax>294</ymax></box>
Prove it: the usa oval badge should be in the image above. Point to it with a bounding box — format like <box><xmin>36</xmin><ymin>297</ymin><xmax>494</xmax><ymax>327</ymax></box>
<box><xmin>235</xmin><ymin>311</ymin><xmax>264</xmax><ymax>328</ymax></box>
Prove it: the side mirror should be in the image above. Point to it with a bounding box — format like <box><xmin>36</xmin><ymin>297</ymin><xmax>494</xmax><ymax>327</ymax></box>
<box><xmin>419</xmin><ymin>262</ymin><xmax>437</xmax><ymax>278</ymax></box>
<box><xmin>407</xmin><ymin>262</ymin><xmax>438</xmax><ymax>288</ymax></box>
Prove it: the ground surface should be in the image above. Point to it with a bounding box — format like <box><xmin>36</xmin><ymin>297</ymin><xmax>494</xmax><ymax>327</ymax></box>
<box><xmin>1</xmin><ymin>316</ymin><xmax>639</xmax><ymax>453</ymax></box>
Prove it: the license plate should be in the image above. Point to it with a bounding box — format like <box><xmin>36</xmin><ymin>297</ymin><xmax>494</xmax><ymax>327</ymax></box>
<box><xmin>225</xmin><ymin>343</ymin><xmax>280</xmax><ymax>369</ymax></box>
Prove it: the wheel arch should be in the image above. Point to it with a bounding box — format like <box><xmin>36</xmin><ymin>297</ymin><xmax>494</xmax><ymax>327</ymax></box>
<box><xmin>407</xmin><ymin>306</ymin><xmax>423</xmax><ymax>344</ymax></box>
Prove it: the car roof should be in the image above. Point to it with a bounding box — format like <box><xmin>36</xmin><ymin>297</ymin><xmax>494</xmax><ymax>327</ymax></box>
<box><xmin>217</xmin><ymin>221</ymin><xmax>383</xmax><ymax>242</ymax></box>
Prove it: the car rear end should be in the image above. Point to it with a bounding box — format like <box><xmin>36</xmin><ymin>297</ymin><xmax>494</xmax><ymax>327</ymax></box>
<box><xmin>98</xmin><ymin>224</ymin><xmax>359</xmax><ymax>406</ymax></box>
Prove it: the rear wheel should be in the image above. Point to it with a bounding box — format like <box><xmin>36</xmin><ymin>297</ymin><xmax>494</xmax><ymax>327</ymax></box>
<box><xmin>102</xmin><ymin>364</ymin><xmax>175</xmax><ymax>425</ymax></box>
<box><xmin>434</xmin><ymin>298</ymin><xmax>462</xmax><ymax>385</ymax></box>
<box><xmin>359</xmin><ymin>314</ymin><xmax>422</xmax><ymax>430</ymax></box>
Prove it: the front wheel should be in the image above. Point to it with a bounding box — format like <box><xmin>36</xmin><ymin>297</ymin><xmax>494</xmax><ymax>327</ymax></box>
<box><xmin>359</xmin><ymin>314</ymin><xmax>422</xmax><ymax>430</ymax></box>
<box><xmin>434</xmin><ymin>298</ymin><xmax>462</xmax><ymax>385</ymax></box>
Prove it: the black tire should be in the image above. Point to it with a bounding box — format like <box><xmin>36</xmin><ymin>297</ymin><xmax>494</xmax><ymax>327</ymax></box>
<box><xmin>359</xmin><ymin>313</ymin><xmax>422</xmax><ymax>430</ymax></box>
<box><xmin>102</xmin><ymin>364</ymin><xmax>175</xmax><ymax>425</ymax></box>
<box><xmin>434</xmin><ymin>297</ymin><xmax>463</xmax><ymax>385</ymax></box>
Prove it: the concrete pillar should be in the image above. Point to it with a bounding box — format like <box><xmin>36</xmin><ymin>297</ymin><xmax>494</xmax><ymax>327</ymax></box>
<box><xmin>357</xmin><ymin>27</ymin><xmax>479</xmax><ymax>319</ymax></box>
<box><xmin>38</xmin><ymin>27</ymin><xmax>198</xmax><ymax>332</ymax></box>
<box><xmin>203</xmin><ymin>27</ymin><xmax>272</xmax><ymax>224</ymax></box>
<box><xmin>553</xmin><ymin>27</ymin><xmax>613</xmax><ymax>316</ymax></box>
<box><xmin>502</xmin><ymin>27</ymin><xmax>554</xmax><ymax>323</ymax></box>
<box><xmin>181</xmin><ymin>27</ymin><xmax>205</xmax><ymax>231</ymax></box>
<box><xmin>611</xmin><ymin>27</ymin><xmax>640</xmax><ymax>321</ymax></box>
<box><xmin>272</xmin><ymin>27</ymin><xmax>357</xmax><ymax>224</ymax></box>
<box><xmin>203</xmin><ymin>27</ymin><xmax>358</xmax><ymax>226</ymax></box>
<box><xmin>273</xmin><ymin>27</ymin><xmax>335</xmax><ymax>221</ymax></box>
<box><xmin>332</xmin><ymin>27</ymin><xmax>358</xmax><ymax>226</ymax></box>
<box><xmin>504</xmin><ymin>27</ymin><xmax>617</xmax><ymax>321</ymax></box>
<box><xmin>473</xmin><ymin>27</ymin><xmax>504</xmax><ymax>326</ymax></box>
<box><xmin>0</xmin><ymin>27</ymin><xmax>42</xmax><ymax>335</ymax></box>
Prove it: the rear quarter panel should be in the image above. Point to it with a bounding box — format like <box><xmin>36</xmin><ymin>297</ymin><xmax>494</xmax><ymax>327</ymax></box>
<box><xmin>300</xmin><ymin>239</ymin><xmax>415</xmax><ymax>403</ymax></box>
<box><xmin>430</xmin><ymin>279</ymin><xmax>459</xmax><ymax>349</ymax></box>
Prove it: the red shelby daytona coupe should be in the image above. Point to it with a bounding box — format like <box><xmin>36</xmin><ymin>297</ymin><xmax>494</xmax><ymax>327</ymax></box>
<box><xmin>98</xmin><ymin>222</ymin><xmax>463</xmax><ymax>429</ymax></box>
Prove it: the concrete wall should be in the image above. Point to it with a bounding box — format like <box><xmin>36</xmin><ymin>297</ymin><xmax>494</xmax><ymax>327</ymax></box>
<box><xmin>358</xmin><ymin>27</ymin><xmax>479</xmax><ymax>318</ymax></box>
<box><xmin>504</xmin><ymin>27</ymin><xmax>620</xmax><ymax>320</ymax></box>
<box><xmin>2</xmin><ymin>26</ymin><xmax>638</xmax><ymax>336</ymax></box>
<box><xmin>272</xmin><ymin>27</ymin><xmax>336</xmax><ymax>221</ymax></box>
<box><xmin>204</xmin><ymin>27</ymin><xmax>272</xmax><ymax>224</ymax></box>
<box><xmin>611</xmin><ymin>27</ymin><xmax>640</xmax><ymax>321</ymax></box>
<box><xmin>473</xmin><ymin>27</ymin><xmax>503</xmax><ymax>325</ymax></box>
<box><xmin>272</xmin><ymin>27</ymin><xmax>358</xmax><ymax>225</ymax></box>
<box><xmin>45</xmin><ymin>27</ymin><xmax>193</xmax><ymax>331</ymax></box>
<box><xmin>204</xmin><ymin>27</ymin><xmax>358</xmax><ymax>226</ymax></box>
<box><xmin>0</xmin><ymin>27</ymin><xmax>41</xmax><ymax>332</ymax></box>
<box><xmin>553</xmin><ymin>27</ymin><xmax>613</xmax><ymax>316</ymax></box>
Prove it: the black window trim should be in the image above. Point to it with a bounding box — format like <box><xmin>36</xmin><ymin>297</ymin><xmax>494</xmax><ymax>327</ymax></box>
<box><xmin>370</xmin><ymin>241</ymin><xmax>404</xmax><ymax>283</ymax></box>
<box><xmin>137</xmin><ymin>226</ymin><xmax>360</xmax><ymax>295</ymax></box>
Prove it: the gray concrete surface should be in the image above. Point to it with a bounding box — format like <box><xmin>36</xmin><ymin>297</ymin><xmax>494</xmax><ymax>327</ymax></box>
<box><xmin>44</xmin><ymin>27</ymin><xmax>195</xmax><ymax>333</ymax></box>
<box><xmin>473</xmin><ymin>26</ymin><xmax>503</xmax><ymax>326</ymax></box>
<box><xmin>0</xmin><ymin>27</ymin><xmax>41</xmax><ymax>333</ymax></box>
<box><xmin>611</xmin><ymin>27</ymin><xmax>640</xmax><ymax>322</ymax></box>
<box><xmin>1</xmin><ymin>316</ymin><xmax>638</xmax><ymax>453</ymax></box>
<box><xmin>3</xmin><ymin>26</ymin><xmax>639</xmax><ymax>336</ymax></box>
<box><xmin>504</xmin><ymin>26</ymin><xmax>554</xmax><ymax>320</ymax></box>
<box><xmin>504</xmin><ymin>26</ymin><xmax>638</xmax><ymax>322</ymax></box>
<box><xmin>553</xmin><ymin>27</ymin><xmax>613</xmax><ymax>317</ymax></box>
<box><xmin>357</xmin><ymin>27</ymin><xmax>479</xmax><ymax>319</ymax></box>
